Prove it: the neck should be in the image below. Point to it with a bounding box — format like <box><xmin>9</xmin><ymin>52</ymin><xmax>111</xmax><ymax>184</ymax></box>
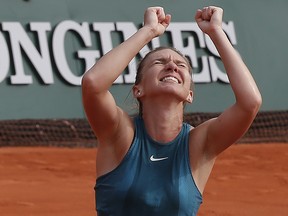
<box><xmin>141</xmin><ymin>99</ymin><xmax>184</xmax><ymax>143</ymax></box>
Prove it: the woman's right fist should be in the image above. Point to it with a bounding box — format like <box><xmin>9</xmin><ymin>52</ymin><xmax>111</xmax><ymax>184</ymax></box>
<box><xmin>143</xmin><ymin>7</ymin><xmax>171</xmax><ymax>37</ymax></box>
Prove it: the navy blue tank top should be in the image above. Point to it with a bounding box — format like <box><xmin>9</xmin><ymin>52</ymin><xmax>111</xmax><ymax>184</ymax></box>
<box><xmin>95</xmin><ymin>116</ymin><xmax>202</xmax><ymax>216</ymax></box>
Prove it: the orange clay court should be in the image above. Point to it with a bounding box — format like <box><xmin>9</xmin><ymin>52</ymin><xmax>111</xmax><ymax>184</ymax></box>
<box><xmin>0</xmin><ymin>143</ymin><xmax>287</xmax><ymax>216</ymax></box>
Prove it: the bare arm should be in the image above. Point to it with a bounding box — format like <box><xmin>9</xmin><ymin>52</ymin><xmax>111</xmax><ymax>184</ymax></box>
<box><xmin>82</xmin><ymin>7</ymin><xmax>171</xmax><ymax>142</ymax></box>
<box><xmin>195</xmin><ymin>7</ymin><xmax>262</xmax><ymax>157</ymax></box>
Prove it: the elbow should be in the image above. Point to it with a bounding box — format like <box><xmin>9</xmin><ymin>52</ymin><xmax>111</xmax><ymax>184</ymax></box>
<box><xmin>256</xmin><ymin>92</ymin><xmax>263</xmax><ymax>108</ymax></box>
<box><xmin>253</xmin><ymin>88</ymin><xmax>262</xmax><ymax>110</ymax></box>
<box><xmin>81</xmin><ymin>72</ymin><xmax>93</xmax><ymax>92</ymax></box>
<box><xmin>81</xmin><ymin>70</ymin><xmax>103</xmax><ymax>94</ymax></box>
<box><xmin>244</xmin><ymin>92</ymin><xmax>262</xmax><ymax>115</ymax></box>
<box><xmin>252</xmin><ymin>93</ymin><xmax>262</xmax><ymax>114</ymax></box>
<box><xmin>237</xmin><ymin>90</ymin><xmax>262</xmax><ymax>116</ymax></box>
<box><xmin>81</xmin><ymin>72</ymin><xmax>92</xmax><ymax>89</ymax></box>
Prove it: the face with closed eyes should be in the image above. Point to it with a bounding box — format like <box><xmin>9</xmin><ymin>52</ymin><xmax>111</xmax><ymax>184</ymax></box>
<box><xmin>134</xmin><ymin>48</ymin><xmax>193</xmax><ymax>104</ymax></box>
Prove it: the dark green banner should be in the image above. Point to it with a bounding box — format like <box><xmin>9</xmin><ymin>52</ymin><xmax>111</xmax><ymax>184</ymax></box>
<box><xmin>0</xmin><ymin>0</ymin><xmax>287</xmax><ymax>119</ymax></box>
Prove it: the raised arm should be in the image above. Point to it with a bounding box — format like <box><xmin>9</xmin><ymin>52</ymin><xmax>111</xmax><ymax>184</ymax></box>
<box><xmin>195</xmin><ymin>6</ymin><xmax>262</xmax><ymax>156</ymax></box>
<box><xmin>81</xmin><ymin>7</ymin><xmax>171</xmax><ymax>142</ymax></box>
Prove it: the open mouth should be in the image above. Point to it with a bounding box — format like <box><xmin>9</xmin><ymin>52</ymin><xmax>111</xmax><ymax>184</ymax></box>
<box><xmin>160</xmin><ymin>76</ymin><xmax>181</xmax><ymax>84</ymax></box>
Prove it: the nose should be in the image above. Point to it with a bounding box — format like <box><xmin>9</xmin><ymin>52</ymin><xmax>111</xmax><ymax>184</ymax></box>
<box><xmin>165</xmin><ymin>61</ymin><xmax>178</xmax><ymax>72</ymax></box>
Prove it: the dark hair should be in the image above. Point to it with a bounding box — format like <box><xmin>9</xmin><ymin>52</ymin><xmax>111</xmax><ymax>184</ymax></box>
<box><xmin>134</xmin><ymin>47</ymin><xmax>194</xmax><ymax>116</ymax></box>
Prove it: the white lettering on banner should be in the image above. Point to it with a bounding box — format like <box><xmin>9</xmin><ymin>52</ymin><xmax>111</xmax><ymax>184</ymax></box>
<box><xmin>0</xmin><ymin>21</ymin><xmax>238</xmax><ymax>85</ymax></box>
<box><xmin>53</xmin><ymin>21</ymin><xmax>92</xmax><ymax>85</ymax></box>
<box><xmin>92</xmin><ymin>22</ymin><xmax>122</xmax><ymax>84</ymax></box>
<box><xmin>2</xmin><ymin>22</ymin><xmax>53</xmax><ymax>84</ymax></box>
<box><xmin>0</xmin><ymin>32</ymin><xmax>10</xmax><ymax>82</ymax></box>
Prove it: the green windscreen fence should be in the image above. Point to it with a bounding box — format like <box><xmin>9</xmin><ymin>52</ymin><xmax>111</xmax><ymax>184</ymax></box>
<box><xmin>0</xmin><ymin>110</ymin><xmax>287</xmax><ymax>147</ymax></box>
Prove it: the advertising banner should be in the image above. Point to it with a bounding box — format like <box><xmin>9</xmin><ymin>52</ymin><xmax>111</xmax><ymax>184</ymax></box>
<box><xmin>0</xmin><ymin>0</ymin><xmax>287</xmax><ymax>119</ymax></box>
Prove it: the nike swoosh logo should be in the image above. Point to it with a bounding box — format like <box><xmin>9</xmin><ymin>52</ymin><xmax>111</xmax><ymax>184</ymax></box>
<box><xmin>150</xmin><ymin>155</ymin><xmax>168</xmax><ymax>162</ymax></box>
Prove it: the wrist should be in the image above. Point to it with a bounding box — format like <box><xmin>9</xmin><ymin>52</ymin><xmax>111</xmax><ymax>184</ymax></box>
<box><xmin>207</xmin><ymin>27</ymin><xmax>225</xmax><ymax>40</ymax></box>
<box><xmin>139</xmin><ymin>25</ymin><xmax>158</xmax><ymax>41</ymax></box>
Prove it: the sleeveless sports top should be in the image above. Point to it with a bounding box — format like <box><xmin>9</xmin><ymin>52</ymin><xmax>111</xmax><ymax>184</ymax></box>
<box><xmin>95</xmin><ymin>116</ymin><xmax>202</xmax><ymax>216</ymax></box>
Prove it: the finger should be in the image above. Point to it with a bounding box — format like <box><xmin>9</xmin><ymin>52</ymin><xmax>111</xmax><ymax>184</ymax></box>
<box><xmin>208</xmin><ymin>7</ymin><xmax>214</xmax><ymax>18</ymax></box>
<box><xmin>203</xmin><ymin>7</ymin><xmax>212</xmax><ymax>21</ymax></box>
<box><xmin>194</xmin><ymin>9</ymin><xmax>203</xmax><ymax>22</ymax></box>
<box><xmin>161</xmin><ymin>14</ymin><xmax>171</xmax><ymax>28</ymax></box>
<box><xmin>156</xmin><ymin>7</ymin><xmax>166</xmax><ymax>22</ymax></box>
<box><xmin>208</xmin><ymin>6</ymin><xmax>223</xmax><ymax>23</ymax></box>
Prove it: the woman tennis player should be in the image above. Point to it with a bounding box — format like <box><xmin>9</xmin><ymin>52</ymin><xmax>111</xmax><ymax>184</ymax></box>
<box><xmin>82</xmin><ymin>6</ymin><xmax>262</xmax><ymax>216</ymax></box>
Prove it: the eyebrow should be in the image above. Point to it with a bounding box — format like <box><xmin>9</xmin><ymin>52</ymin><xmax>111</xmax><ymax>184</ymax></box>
<box><xmin>154</xmin><ymin>57</ymin><xmax>188</xmax><ymax>66</ymax></box>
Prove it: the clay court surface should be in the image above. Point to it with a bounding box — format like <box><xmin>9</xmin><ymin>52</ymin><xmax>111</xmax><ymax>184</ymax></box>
<box><xmin>1</xmin><ymin>143</ymin><xmax>287</xmax><ymax>216</ymax></box>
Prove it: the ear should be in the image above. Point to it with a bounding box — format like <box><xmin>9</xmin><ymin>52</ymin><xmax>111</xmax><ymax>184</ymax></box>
<box><xmin>186</xmin><ymin>90</ymin><xmax>193</xmax><ymax>103</ymax></box>
<box><xmin>133</xmin><ymin>85</ymin><xmax>142</xmax><ymax>98</ymax></box>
